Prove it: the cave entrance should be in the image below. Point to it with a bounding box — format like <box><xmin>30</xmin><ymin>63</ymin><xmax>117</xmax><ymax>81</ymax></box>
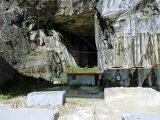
<box><xmin>65</xmin><ymin>34</ymin><xmax>97</xmax><ymax>68</ymax></box>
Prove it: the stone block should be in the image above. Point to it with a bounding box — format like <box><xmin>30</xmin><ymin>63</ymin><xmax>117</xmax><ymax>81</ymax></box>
<box><xmin>122</xmin><ymin>114</ymin><xmax>160</xmax><ymax>120</ymax></box>
<box><xmin>26</xmin><ymin>91</ymin><xmax>66</xmax><ymax>107</ymax></box>
<box><xmin>104</xmin><ymin>87</ymin><xmax>160</xmax><ymax>110</ymax></box>
<box><xmin>0</xmin><ymin>107</ymin><xmax>58</xmax><ymax>120</ymax></box>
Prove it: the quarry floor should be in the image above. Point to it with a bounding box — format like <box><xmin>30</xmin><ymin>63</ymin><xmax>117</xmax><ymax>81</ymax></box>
<box><xmin>0</xmin><ymin>86</ymin><xmax>160</xmax><ymax>120</ymax></box>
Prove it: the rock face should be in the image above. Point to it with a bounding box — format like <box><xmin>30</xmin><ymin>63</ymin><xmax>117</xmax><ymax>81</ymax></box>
<box><xmin>0</xmin><ymin>0</ymin><xmax>96</xmax><ymax>84</ymax></box>
<box><xmin>1</xmin><ymin>0</ymin><xmax>160</xmax><ymax>87</ymax></box>
<box><xmin>0</xmin><ymin>3</ymin><xmax>29</xmax><ymax>84</ymax></box>
<box><xmin>21</xmin><ymin>30</ymin><xmax>76</xmax><ymax>81</ymax></box>
<box><xmin>95</xmin><ymin>0</ymin><xmax>160</xmax><ymax>87</ymax></box>
<box><xmin>96</xmin><ymin>0</ymin><xmax>160</xmax><ymax>69</ymax></box>
<box><xmin>0</xmin><ymin>4</ymin><xmax>29</xmax><ymax>69</ymax></box>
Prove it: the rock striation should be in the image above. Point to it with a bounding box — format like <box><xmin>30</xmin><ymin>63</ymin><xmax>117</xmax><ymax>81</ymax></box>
<box><xmin>96</xmin><ymin>0</ymin><xmax>160</xmax><ymax>88</ymax></box>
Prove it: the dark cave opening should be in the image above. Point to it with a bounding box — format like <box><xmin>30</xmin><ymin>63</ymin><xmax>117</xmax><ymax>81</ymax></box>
<box><xmin>64</xmin><ymin>34</ymin><xmax>97</xmax><ymax>67</ymax></box>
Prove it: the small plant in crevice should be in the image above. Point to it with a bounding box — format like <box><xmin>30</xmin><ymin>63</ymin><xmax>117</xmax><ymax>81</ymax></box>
<box><xmin>24</xmin><ymin>51</ymin><xmax>37</xmax><ymax>63</ymax></box>
<box><xmin>23</xmin><ymin>26</ymin><xmax>30</xmax><ymax>33</ymax></box>
<box><xmin>4</xmin><ymin>37</ymin><xmax>12</xmax><ymax>45</ymax></box>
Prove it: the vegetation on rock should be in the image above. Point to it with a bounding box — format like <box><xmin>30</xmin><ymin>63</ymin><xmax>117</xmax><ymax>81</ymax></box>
<box><xmin>66</xmin><ymin>66</ymin><xmax>99</xmax><ymax>73</ymax></box>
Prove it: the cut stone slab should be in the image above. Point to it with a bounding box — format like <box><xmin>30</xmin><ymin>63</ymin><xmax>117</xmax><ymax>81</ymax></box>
<box><xmin>26</xmin><ymin>91</ymin><xmax>66</xmax><ymax>107</ymax></box>
<box><xmin>122</xmin><ymin>114</ymin><xmax>160</xmax><ymax>120</ymax></box>
<box><xmin>104</xmin><ymin>87</ymin><xmax>160</xmax><ymax>112</ymax></box>
<box><xmin>0</xmin><ymin>107</ymin><xmax>58</xmax><ymax>120</ymax></box>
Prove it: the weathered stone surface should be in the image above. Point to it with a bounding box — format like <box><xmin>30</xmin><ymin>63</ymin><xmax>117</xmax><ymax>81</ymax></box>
<box><xmin>26</xmin><ymin>91</ymin><xmax>66</xmax><ymax>107</ymax></box>
<box><xmin>0</xmin><ymin>0</ymin><xmax>95</xmax><ymax>84</ymax></box>
<box><xmin>95</xmin><ymin>0</ymin><xmax>160</xmax><ymax>87</ymax></box>
<box><xmin>0</xmin><ymin>5</ymin><xmax>29</xmax><ymax>67</ymax></box>
<box><xmin>57</xmin><ymin>0</ymin><xmax>96</xmax><ymax>16</ymax></box>
<box><xmin>104</xmin><ymin>87</ymin><xmax>160</xmax><ymax>111</ymax></box>
<box><xmin>20</xmin><ymin>47</ymin><xmax>56</xmax><ymax>81</ymax></box>
<box><xmin>122</xmin><ymin>114</ymin><xmax>160</xmax><ymax>120</ymax></box>
<box><xmin>0</xmin><ymin>4</ymin><xmax>29</xmax><ymax>84</ymax></box>
<box><xmin>43</xmin><ymin>30</ymin><xmax>77</xmax><ymax>69</ymax></box>
<box><xmin>18</xmin><ymin>0</ymin><xmax>97</xmax><ymax>36</ymax></box>
<box><xmin>96</xmin><ymin>0</ymin><xmax>160</xmax><ymax>69</ymax></box>
<box><xmin>21</xmin><ymin>30</ymin><xmax>77</xmax><ymax>81</ymax></box>
<box><xmin>0</xmin><ymin>107</ymin><xmax>58</xmax><ymax>120</ymax></box>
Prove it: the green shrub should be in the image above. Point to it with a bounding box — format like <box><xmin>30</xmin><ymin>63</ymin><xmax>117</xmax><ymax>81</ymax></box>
<box><xmin>66</xmin><ymin>66</ymin><xmax>99</xmax><ymax>72</ymax></box>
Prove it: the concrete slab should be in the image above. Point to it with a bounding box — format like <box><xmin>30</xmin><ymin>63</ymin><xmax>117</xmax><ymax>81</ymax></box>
<box><xmin>26</xmin><ymin>91</ymin><xmax>66</xmax><ymax>107</ymax></box>
<box><xmin>122</xmin><ymin>114</ymin><xmax>160</xmax><ymax>120</ymax></box>
<box><xmin>0</xmin><ymin>107</ymin><xmax>58</xmax><ymax>120</ymax></box>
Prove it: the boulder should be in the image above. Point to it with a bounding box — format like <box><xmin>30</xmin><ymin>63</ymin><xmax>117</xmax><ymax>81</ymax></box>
<box><xmin>20</xmin><ymin>47</ymin><xmax>56</xmax><ymax>82</ymax></box>
<box><xmin>21</xmin><ymin>30</ymin><xmax>77</xmax><ymax>81</ymax></box>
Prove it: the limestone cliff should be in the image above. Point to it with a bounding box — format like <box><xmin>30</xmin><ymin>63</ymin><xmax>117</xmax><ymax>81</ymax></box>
<box><xmin>0</xmin><ymin>0</ymin><xmax>97</xmax><ymax>84</ymax></box>
<box><xmin>96</xmin><ymin>0</ymin><xmax>160</xmax><ymax>69</ymax></box>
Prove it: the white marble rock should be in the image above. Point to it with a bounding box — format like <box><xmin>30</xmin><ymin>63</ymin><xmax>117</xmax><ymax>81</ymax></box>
<box><xmin>0</xmin><ymin>107</ymin><xmax>58</xmax><ymax>120</ymax></box>
<box><xmin>26</xmin><ymin>91</ymin><xmax>66</xmax><ymax>107</ymax></box>
<box><xmin>122</xmin><ymin>114</ymin><xmax>160</xmax><ymax>120</ymax></box>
